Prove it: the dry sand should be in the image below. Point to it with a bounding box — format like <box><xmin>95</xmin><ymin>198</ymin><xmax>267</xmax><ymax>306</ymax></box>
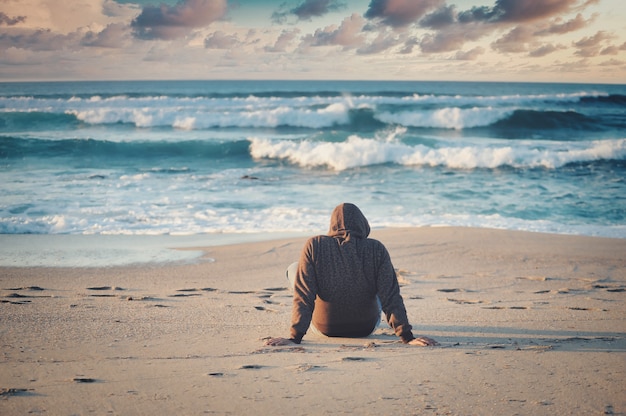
<box><xmin>1</xmin><ymin>227</ymin><xmax>625</xmax><ymax>415</ymax></box>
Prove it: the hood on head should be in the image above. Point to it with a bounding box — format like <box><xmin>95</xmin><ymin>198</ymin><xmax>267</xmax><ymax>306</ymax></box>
<box><xmin>328</xmin><ymin>203</ymin><xmax>370</xmax><ymax>241</ymax></box>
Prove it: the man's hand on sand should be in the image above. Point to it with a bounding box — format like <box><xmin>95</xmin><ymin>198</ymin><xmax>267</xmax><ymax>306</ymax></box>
<box><xmin>408</xmin><ymin>336</ymin><xmax>439</xmax><ymax>347</ymax></box>
<box><xmin>264</xmin><ymin>337</ymin><xmax>294</xmax><ymax>346</ymax></box>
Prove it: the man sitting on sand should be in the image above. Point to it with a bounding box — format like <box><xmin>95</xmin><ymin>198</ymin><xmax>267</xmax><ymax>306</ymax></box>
<box><xmin>265</xmin><ymin>203</ymin><xmax>438</xmax><ymax>347</ymax></box>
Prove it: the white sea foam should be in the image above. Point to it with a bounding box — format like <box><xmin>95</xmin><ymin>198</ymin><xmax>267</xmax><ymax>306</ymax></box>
<box><xmin>375</xmin><ymin>107</ymin><xmax>515</xmax><ymax>129</ymax></box>
<box><xmin>3</xmin><ymin>203</ymin><xmax>624</xmax><ymax>239</ymax></box>
<box><xmin>250</xmin><ymin>136</ymin><xmax>626</xmax><ymax>171</ymax></box>
<box><xmin>67</xmin><ymin>102</ymin><xmax>352</xmax><ymax>129</ymax></box>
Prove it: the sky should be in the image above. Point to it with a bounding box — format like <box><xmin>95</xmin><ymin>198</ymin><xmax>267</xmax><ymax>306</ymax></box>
<box><xmin>0</xmin><ymin>0</ymin><xmax>625</xmax><ymax>83</ymax></box>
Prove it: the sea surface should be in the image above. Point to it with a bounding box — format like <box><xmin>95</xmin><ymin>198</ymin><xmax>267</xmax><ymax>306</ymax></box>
<box><xmin>1</xmin><ymin>80</ymin><xmax>625</xmax><ymax>245</ymax></box>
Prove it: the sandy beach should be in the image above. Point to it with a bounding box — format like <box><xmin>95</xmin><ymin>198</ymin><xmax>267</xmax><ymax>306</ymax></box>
<box><xmin>1</xmin><ymin>227</ymin><xmax>625</xmax><ymax>415</ymax></box>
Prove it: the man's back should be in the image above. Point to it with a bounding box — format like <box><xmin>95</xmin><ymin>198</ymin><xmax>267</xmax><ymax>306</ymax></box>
<box><xmin>290</xmin><ymin>203</ymin><xmax>414</xmax><ymax>343</ymax></box>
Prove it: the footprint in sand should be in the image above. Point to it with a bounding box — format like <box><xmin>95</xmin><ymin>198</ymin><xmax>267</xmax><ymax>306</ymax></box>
<box><xmin>239</xmin><ymin>364</ymin><xmax>264</xmax><ymax>370</ymax></box>
<box><xmin>290</xmin><ymin>364</ymin><xmax>324</xmax><ymax>372</ymax></box>
<box><xmin>437</xmin><ymin>288</ymin><xmax>474</xmax><ymax>293</ymax></box>
<box><xmin>447</xmin><ymin>298</ymin><xmax>484</xmax><ymax>305</ymax></box>
<box><xmin>176</xmin><ymin>288</ymin><xmax>217</xmax><ymax>293</ymax></box>
<box><xmin>87</xmin><ymin>286</ymin><xmax>125</xmax><ymax>297</ymax></box>
<box><xmin>7</xmin><ymin>286</ymin><xmax>46</xmax><ymax>291</ymax></box>
<box><xmin>1</xmin><ymin>299</ymin><xmax>31</xmax><ymax>305</ymax></box>
<box><xmin>168</xmin><ymin>289</ymin><xmax>204</xmax><ymax>297</ymax></box>
<box><xmin>2</xmin><ymin>287</ymin><xmax>52</xmax><ymax>304</ymax></box>
<box><xmin>72</xmin><ymin>377</ymin><xmax>98</xmax><ymax>383</ymax></box>
<box><xmin>0</xmin><ymin>388</ymin><xmax>33</xmax><ymax>397</ymax></box>
<box><xmin>263</xmin><ymin>287</ymin><xmax>288</xmax><ymax>292</ymax></box>
<box><xmin>254</xmin><ymin>306</ymin><xmax>279</xmax><ymax>312</ymax></box>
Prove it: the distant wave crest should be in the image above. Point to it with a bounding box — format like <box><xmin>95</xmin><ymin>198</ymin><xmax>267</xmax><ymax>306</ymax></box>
<box><xmin>0</xmin><ymin>91</ymin><xmax>622</xmax><ymax>133</ymax></box>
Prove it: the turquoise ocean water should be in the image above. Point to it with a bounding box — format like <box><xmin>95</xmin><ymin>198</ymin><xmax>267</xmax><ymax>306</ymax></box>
<box><xmin>1</xmin><ymin>80</ymin><xmax>625</xmax><ymax>248</ymax></box>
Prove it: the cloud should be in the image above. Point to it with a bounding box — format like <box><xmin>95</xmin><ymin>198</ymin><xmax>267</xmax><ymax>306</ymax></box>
<box><xmin>599</xmin><ymin>45</ymin><xmax>620</xmax><ymax>56</ymax></box>
<box><xmin>492</xmin><ymin>25</ymin><xmax>535</xmax><ymax>53</ymax></box>
<box><xmin>301</xmin><ymin>13</ymin><xmax>366</xmax><ymax>49</ymax></box>
<box><xmin>272</xmin><ymin>0</ymin><xmax>346</xmax><ymax>23</ymax></box>
<box><xmin>3</xmin><ymin>0</ymin><xmax>137</xmax><ymax>35</ymax></box>
<box><xmin>539</xmin><ymin>13</ymin><xmax>592</xmax><ymax>35</ymax></box>
<box><xmin>82</xmin><ymin>23</ymin><xmax>131</xmax><ymax>48</ymax></box>
<box><xmin>419</xmin><ymin>22</ymin><xmax>490</xmax><ymax>53</ymax></box>
<box><xmin>357</xmin><ymin>29</ymin><xmax>404</xmax><ymax>54</ymax></box>
<box><xmin>102</xmin><ymin>0</ymin><xmax>141</xmax><ymax>18</ymax></box>
<box><xmin>398</xmin><ymin>36</ymin><xmax>418</xmax><ymax>54</ymax></box>
<box><xmin>598</xmin><ymin>58</ymin><xmax>624</xmax><ymax>67</ymax></box>
<box><xmin>458</xmin><ymin>0</ymin><xmax>597</xmax><ymax>24</ymax></box>
<box><xmin>365</xmin><ymin>0</ymin><xmax>444</xmax><ymax>28</ymax></box>
<box><xmin>0</xmin><ymin>12</ymin><xmax>26</xmax><ymax>26</ymax></box>
<box><xmin>420</xmin><ymin>5</ymin><xmax>456</xmax><ymax>29</ymax></box>
<box><xmin>0</xmin><ymin>28</ymin><xmax>81</xmax><ymax>52</ymax></box>
<box><xmin>573</xmin><ymin>30</ymin><xmax>614</xmax><ymax>57</ymax></box>
<box><xmin>419</xmin><ymin>30</ymin><xmax>468</xmax><ymax>53</ymax></box>
<box><xmin>528</xmin><ymin>43</ymin><xmax>566</xmax><ymax>57</ymax></box>
<box><xmin>131</xmin><ymin>0</ymin><xmax>227</xmax><ymax>40</ymax></box>
<box><xmin>265</xmin><ymin>29</ymin><xmax>301</xmax><ymax>52</ymax></box>
<box><xmin>454</xmin><ymin>46</ymin><xmax>485</xmax><ymax>60</ymax></box>
<box><xmin>416</xmin><ymin>1</ymin><xmax>600</xmax><ymax>56</ymax></box>
<box><xmin>204</xmin><ymin>30</ymin><xmax>241</xmax><ymax>49</ymax></box>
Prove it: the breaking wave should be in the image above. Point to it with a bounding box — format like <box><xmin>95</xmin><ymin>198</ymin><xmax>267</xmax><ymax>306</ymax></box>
<box><xmin>249</xmin><ymin>135</ymin><xmax>626</xmax><ymax>171</ymax></box>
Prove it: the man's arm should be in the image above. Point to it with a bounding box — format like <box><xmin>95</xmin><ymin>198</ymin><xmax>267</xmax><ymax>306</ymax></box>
<box><xmin>288</xmin><ymin>239</ymin><xmax>319</xmax><ymax>343</ymax></box>
<box><xmin>375</xmin><ymin>244</ymin><xmax>416</xmax><ymax>343</ymax></box>
<box><xmin>375</xmin><ymin>243</ymin><xmax>438</xmax><ymax>346</ymax></box>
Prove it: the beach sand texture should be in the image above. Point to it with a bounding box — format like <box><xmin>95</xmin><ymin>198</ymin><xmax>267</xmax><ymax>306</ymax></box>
<box><xmin>1</xmin><ymin>228</ymin><xmax>625</xmax><ymax>415</ymax></box>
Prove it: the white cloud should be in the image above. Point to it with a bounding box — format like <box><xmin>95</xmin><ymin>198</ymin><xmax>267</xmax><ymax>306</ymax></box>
<box><xmin>1</xmin><ymin>0</ymin><xmax>138</xmax><ymax>33</ymax></box>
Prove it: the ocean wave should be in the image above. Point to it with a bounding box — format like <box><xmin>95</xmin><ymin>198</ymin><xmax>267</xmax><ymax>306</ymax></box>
<box><xmin>67</xmin><ymin>102</ymin><xmax>351</xmax><ymax>129</ymax></box>
<box><xmin>1</xmin><ymin>90</ymin><xmax>621</xmax><ymax>133</ymax></box>
<box><xmin>493</xmin><ymin>109</ymin><xmax>599</xmax><ymax>130</ymax></box>
<box><xmin>0</xmin><ymin>105</ymin><xmax>611</xmax><ymax>135</ymax></box>
<box><xmin>375</xmin><ymin>107</ymin><xmax>514</xmax><ymax>129</ymax></box>
<box><xmin>249</xmin><ymin>136</ymin><xmax>626</xmax><ymax>171</ymax></box>
<box><xmin>579</xmin><ymin>94</ymin><xmax>626</xmax><ymax>105</ymax></box>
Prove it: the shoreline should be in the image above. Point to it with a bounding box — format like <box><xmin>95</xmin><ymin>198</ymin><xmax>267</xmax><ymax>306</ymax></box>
<box><xmin>0</xmin><ymin>231</ymin><xmax>310</xmax><ymax>268</ymax></box>
<box><xmin>1</xmin><ymin>227</ymin><xmax>624</xmax><ymax>415</ymax></box>
<box><xmin>1</xmin><ymin>226</ymin><xmax>625</xmax><ymax>268</ymax></box>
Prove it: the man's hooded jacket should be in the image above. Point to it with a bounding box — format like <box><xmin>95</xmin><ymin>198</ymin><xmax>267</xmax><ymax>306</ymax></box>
<box><xmin>290</xmin><ymin>203</ymin><xmax>414</xmax><ymax>344</ymax></box>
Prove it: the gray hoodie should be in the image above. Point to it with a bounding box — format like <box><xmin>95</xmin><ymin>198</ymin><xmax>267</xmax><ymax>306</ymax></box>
<box><xmin>290</xmin><ymin>203</ymin><xmax>415</xmax><ymax>343</ymax></box>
